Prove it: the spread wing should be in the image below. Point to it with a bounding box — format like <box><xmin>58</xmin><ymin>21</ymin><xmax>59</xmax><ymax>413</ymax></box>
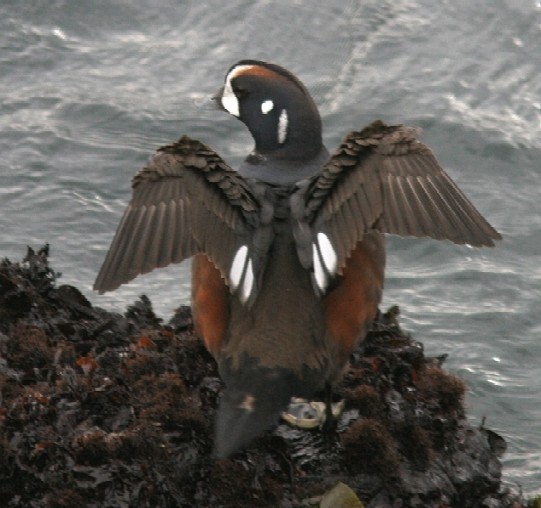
<box><xmin>291</xmin><ymin>120</ymin><xmax>501</xmax><ymax>293</ymax></box>
<box><xmin>94</xmin><ymin>135</ymin><xmax>267</xmax><ymax>305</ymax></box>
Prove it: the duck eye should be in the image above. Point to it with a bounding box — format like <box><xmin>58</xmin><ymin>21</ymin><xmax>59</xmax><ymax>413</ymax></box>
<box><xmin>233</xmin><ymin>85</ymin><xmax>248</xmax><ymax>99</ymax></box>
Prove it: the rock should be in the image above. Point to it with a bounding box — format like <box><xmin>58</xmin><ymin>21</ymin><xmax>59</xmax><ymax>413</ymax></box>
<box><xmin>0</xmin><ymin>245</ymin><xmax>526</xmax><ymax>507</ymax></box>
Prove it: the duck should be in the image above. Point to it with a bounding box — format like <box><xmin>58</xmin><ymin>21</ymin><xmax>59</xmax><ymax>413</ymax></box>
<box><xmin>93</xmin><ymin>59</ymin><xmax>501</xmax><ymax>458</ymax></box>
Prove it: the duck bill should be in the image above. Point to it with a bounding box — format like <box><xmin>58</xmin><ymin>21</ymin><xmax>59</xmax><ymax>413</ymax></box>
<box><xmin>211</xmin><ymin>86</ymin><xmax>225</xmax><ymax>111</ymax></box>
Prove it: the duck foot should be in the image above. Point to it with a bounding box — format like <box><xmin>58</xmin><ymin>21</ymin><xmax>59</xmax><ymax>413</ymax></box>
<box><xmin>281</xmin><ymin>397</ymin><xmax>345</xmax><ymax>429</ymax></box>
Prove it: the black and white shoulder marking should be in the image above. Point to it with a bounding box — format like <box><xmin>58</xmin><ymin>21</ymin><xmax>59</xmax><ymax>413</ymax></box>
<box><xmin>311</xmin><ymin>232</ymin><xmax>338</xmax><ymax>293</ymax></box>
<box><xmin>229</xmin><ymin>244</ymin><xmax>255</xmax><ymax>304</ymax></box>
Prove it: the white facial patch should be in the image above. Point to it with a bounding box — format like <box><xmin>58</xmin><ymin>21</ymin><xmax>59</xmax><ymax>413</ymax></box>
<box><xmin>261</xmin><ymin>100</ymin><xmax>274</xmax><ymax>114</ymax></box>
<box><xmin>278</xmin><ymin>109</ymin><xmax>288</xmax><ymax>144</ymax></box>
<box><xmin>312</xmin><ymin>232</ymin><xmax>338</xmax><ymax>293</ymax></box>
<box><xmin>229</xmin><ymin>244</ymin><xmax>255</xmax><ymax>304</ymax></box>
<box><xmin>221</xmin><ymin>88</ymin><xmax>240</xmax><ymax>117</ymax></box>
<box><xmin>221</xmin><ymin>64</ymin><xmax>255</xmax><ymax>117</ymax></box>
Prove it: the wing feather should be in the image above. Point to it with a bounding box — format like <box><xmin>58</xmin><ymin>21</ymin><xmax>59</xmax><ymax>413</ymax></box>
<box><xmin>94</xmin><ymin>136</ymin><xmax>262</xmax><ymax>294</ymax></box>
<box><xmin>293</xmin><ymin>120</ymin><xmax>501</xmax><ymax>278</ymax></box>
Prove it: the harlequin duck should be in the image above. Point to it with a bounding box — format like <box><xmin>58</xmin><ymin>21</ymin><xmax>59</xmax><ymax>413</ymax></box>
<box><xmin>94</xmin><ymin>60</ymin><xmax>501</xmax><ymax>458</ymax></box>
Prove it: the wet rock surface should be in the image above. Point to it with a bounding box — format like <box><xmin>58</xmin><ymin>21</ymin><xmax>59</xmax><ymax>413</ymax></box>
<box><xmin>0</xmin><ymin>246</ymin><xmax>525</xmax><ymax>507</ymax></box>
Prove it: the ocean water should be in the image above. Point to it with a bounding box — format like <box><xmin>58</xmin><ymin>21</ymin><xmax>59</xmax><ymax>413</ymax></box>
<box><xmin>1</xmin><ymin>0</ymin><xmax>540</xmax><ymax>496</ymax></box>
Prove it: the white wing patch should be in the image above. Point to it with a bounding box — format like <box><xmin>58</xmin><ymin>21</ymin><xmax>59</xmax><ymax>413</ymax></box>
<box><xmin>317</xmin><ymin>232</ymin><xmax>337</xmax><ymax>274</ymax></box>
<box><xmin>242</xmin><ymin>258</ymin><xmax>255</xmax><ymax>303</ymax></box>
<box><xmin>278</xmin><ymin>109</ymin><xmax>288</xmax><ymax>144</ymax></box>
<box><xmin>312</xmin><ymin>243</ymin><xmax>327</xmax><ymax>293</ymax></box>
<box><xmin>229</xmin><ymin>244</ymin><xmax>255</xmax><ymax>304</ymax></box>
<box><xmin>230</xmin><ymin>245</ymin><xmax>248</xmax><ymax>288</ymax></box>
<box><xmin>312</xmin><ymin>232</ymin><xmax>338</xmax><ymax>293</ymax></box>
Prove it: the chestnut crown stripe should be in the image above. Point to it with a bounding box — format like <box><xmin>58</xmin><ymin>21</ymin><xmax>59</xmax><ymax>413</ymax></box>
<box><xmin>227</xmin><ymin>60</ymin><xmax>307</xmax><ymax>89</ymax></box>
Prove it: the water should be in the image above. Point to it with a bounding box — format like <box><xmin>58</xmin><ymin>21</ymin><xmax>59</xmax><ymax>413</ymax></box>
<box><xmin>1</xmin><ymin>0</ymin><xmax>540</xmax><ymax>496</ymax></box>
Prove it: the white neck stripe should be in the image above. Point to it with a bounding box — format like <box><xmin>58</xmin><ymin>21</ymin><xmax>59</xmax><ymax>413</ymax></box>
<box><xmin>278</xmin><ymin>109</ymin><xmax>288</xmax><ymax>144</ymax></box>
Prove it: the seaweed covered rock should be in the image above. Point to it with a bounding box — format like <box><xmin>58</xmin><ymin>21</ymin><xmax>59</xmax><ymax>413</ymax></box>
<box><xmin>0</xmin><ymin>246</ymin><xmax>525</xmax><ymax>507</ymax></box>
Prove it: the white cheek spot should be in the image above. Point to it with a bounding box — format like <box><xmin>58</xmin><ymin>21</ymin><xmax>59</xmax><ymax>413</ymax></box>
<box><xmin>317</xmin><ymin>232</ymin><xmax>337</xmax><ymax>274</ymax></box>
<box><xmin>278</xmin><ymin>109</ymin><xmax>288</xmax><ymax>144</ymax></box>
<box><xmin>230</xmin><ymin>245</ymin><xmax>248</xmax><ymax>289</ymax></box>
<box><xmin>261</xmin><ymin>99</ymin><xmax>274</xmax><ymax>114</ymax></box>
